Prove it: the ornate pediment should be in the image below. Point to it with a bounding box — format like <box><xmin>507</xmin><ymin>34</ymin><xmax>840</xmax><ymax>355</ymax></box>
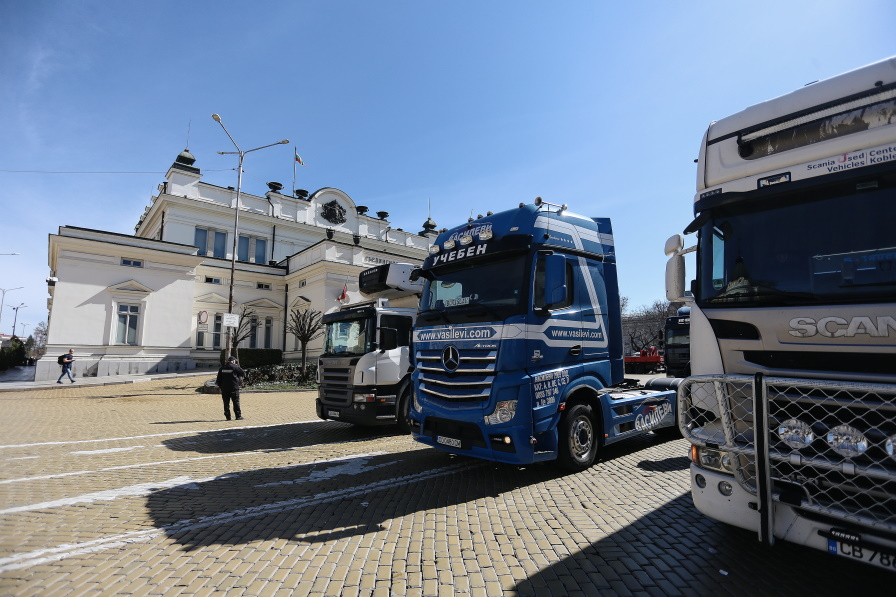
<box><xmin>196</xmin><ymin>292</ymin><xmax>229</xmax><ymax>304</ymax></box>
<box><xmin>107</xmin><ymin>279</ymin><xmax>154</xmax><ymax>296</ymax></box>
<box><xmin>242</xmin><ymin>298</ymin><xmax>283</xmax><ymax>310</ymax></box>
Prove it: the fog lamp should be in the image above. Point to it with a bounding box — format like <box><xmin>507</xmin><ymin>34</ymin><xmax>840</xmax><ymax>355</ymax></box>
<box><xmin>479</xmin><ymin>229</ymin><xmax>493</xmax><ymax>240</ymax></box>
<box><xmin>718</xmin><ymin>481</ymin><xmax>734</xmax><ymax>496</ymax></box>
<box><xmin>827</xmin><ymin>424</ymin><xmax>868</xmax><ymax>458</ymax></box>
<box><xmin>459</xmin><ymin>234</ymin><xmax>473</xmax><ymax>246</ymax></box>
<box><xmin>443</xmin><ymin>239</ymin><xmax>456</xmax><ymax>250</ymax></box>
<box><xmin>429</xmin><ymin>245</ymin><xmax>440</xmax><ymax>255</ymax></box>
<box><xmin>695</xmin><ymin>474</ymin><xmax>706</xmax><ymax>489</ymax></box>
<box><xmin>778</xmin><ymin>418</ymin><xmax>814</xmax><ymax>450</ymax></box>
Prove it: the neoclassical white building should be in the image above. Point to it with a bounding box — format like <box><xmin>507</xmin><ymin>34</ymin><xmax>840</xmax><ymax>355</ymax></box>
<box><xmin>38</xmin><ymin>150</ymin><xmax>435</xmax><ymax>381</ymax></box>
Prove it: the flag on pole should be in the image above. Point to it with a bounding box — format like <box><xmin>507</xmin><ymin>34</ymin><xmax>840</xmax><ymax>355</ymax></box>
<box><xmin>295</xmin><ymin>151</ymin><xmax>305</xmax><ymax>166</ymax></box>
<box><xmin>337</xmin><ymin>283</ymin><xmax>348</xmax><ymax>302</ymax></box>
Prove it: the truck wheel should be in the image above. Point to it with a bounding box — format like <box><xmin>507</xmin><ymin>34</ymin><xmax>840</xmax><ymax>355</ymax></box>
<box><xmin>396</xmin><ymin>389</ymin><xmax>411</xmax><ymax>434</ymax></box>
<box><xmin>558</xmin><ymin>403</ymin><xmax>599</xmax><ymax>472</ymax></box>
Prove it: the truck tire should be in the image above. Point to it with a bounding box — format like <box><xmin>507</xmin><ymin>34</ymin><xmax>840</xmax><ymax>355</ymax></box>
<box><xmin>558</xmin><ymin>403</ymin><xmax>599</xmax><ymax>472</ymax></box>
<box><xmin>396</xmin><ymin>388</ymin><xmax>411</xmax><ymax>434</ymax></box>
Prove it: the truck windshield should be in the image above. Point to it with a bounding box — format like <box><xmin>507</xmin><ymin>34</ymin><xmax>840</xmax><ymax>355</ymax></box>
<box><xmin>665</xmin><ymin>329</ymin><xmax>689</xmax><ymax>347</ymax></box>
<box><xmin>419</xmin><ymin>255</ymin><xmax>527</xmax><ymax>323</ymax></box>
<box><xmin>322</xmin><ymin>317</ymin><xmax>370</xmax><ymax>356</ymax></box>
<box><xmin>697</xmin><ymin>181</ymin><xmax>896</xmax><ymax>306</ymax></box>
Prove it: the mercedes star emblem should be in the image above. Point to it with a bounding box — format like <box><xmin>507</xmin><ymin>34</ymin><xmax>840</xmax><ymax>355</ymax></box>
<box><xmin>442</xmin><ymin>345</ymin><xmax>460</xmax><ymax>372</ymax></box>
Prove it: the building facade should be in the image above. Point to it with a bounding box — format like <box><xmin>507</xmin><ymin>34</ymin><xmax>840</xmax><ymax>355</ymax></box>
<box><xmin>37</xmin><ymin>150</ymin><xmax>434</xmax><ymax>381</ymax></box>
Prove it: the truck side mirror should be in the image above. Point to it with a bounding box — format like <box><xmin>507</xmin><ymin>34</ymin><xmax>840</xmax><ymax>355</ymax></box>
<box><xmin>379</xmin><ymin>327</ymin><xmax>398</xmax><ymax>351</ymax></box>
<box><xmin>666</xmin><ymin>254</ymin><xmax>686</xmax><ymax>301</ymax></box>
<box><xmin>543</xmin><ymin>254</ymin><xmax>567</xmax><ymax>308</ymax></box>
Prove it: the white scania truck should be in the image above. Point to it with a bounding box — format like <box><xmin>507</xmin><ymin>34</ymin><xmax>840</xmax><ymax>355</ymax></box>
<box><xmin>316</xmin><ymin>263</ymin><xmax>422</xmax><ymax>432</ymax></box>
<box><xmin>666</xmin><ymin>57</ymin><xmax>896</xmax><ymax>571</ymax></box>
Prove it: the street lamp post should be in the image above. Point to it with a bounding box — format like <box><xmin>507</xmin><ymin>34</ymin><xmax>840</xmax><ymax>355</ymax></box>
<box><xmin>211</xmin><ymin>114</ymin><xmax>288</xmax><ymax>360</ymax></box>
<box><xmin>0</xmin><ymin>287</ymin><xmax>23</xmax><ymax>328</ymax></box>
<box><xmin>10</xmin><ymin>303</ymin><xmax>26</xmax><ymax>337</ymax></box>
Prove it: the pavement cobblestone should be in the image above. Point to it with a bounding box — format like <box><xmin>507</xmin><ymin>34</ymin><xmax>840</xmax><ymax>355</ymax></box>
<box><xmin>1</xmin><ymin>376</ymin><xmax>894</xmax><ymax>595</ymax></box>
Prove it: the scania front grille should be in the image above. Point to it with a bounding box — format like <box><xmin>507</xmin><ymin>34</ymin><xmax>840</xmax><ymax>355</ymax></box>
<box><xmin>680</xmin><ymin>375</ymin><xmax>896</xmax><ymax>537</ymax></box>
<box><xmin>416</xmin><ymin>349</ymin><xmax>496</xmax><ymax>402</ymax></box>
<box><xmin>319</xmin><ymin>365</ymin><xmax>353</xmax><ymax>406</ymax></box>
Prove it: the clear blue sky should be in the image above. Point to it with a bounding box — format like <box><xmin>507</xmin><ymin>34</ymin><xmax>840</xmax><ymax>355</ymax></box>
<box><xmin>1</xmin><ymin>1</ymin><xmax>894</xmax><ymax>338</ymax></box>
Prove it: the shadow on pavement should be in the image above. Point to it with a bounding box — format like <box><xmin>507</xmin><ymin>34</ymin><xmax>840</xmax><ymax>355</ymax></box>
<box><xmin>159</xmin><ymin>420</ymin><xmax>399</xmax><ymax>454</ymax></box>
<box><xmin>146</xmin><ymin>430</ymin><xmax>663</xmax><ymax>552</ymax></box>
<box><xmin>511</xmin><ymin>492</ymin><xmax>894</xmax><ymax>596</ymax></box>
<box><xmin>146</xmin><ymin>449</ymin><xmax>563</xmax><ymax>551</ymax></box>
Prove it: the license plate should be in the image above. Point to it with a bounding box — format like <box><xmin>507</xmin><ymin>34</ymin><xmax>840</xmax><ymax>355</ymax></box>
<box><xmin>328</xmin><ymin>410</ymin><xmax>340</xmax><ymax>418</ymax></box>
<box><xmin>828</xmin><ymin>539</ymin><xmax>896</xmax><ymax>571</ymax></box>
<box><xmin>436</xmin><ymin>435</ymin><xmax>463</xmax><ymax>449</ymax></box>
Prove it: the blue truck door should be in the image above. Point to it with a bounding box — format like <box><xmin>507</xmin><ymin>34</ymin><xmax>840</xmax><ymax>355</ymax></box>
<box><xmin>580</xmin><ymin>260</ymin><xmax>611</xmax><ymax>361</ymax></box>
<box><xmin>527</xmin><ymin>254</ymin><xmax>581</xmax><ymax>407</ymax></box>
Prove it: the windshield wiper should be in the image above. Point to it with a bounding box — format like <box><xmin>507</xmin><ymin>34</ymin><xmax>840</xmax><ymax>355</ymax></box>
<box><xmin>461</xmin><ymin>303</ymin><xmax>503</xmax><ymax>321</ymax></box>
<box><xmin>707</xmin><ymin>282</ymin><xmax>819</xmax><ymax>305</ymax></box>
<box><xmin>418</xmin><ymin>308</ymin><xmax>451</xmax><ymax>324</ymax></box>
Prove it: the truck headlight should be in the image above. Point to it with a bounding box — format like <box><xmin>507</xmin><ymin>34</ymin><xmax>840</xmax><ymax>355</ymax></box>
<box><xmin>484</xmin><ymin>400</ymin><xmax>517</xmax><ymax>425</ymax></box>
<box><xmin>692</xmin><ymin>446</ymin><xmax>735</xmax><ymax>474</ymax></box>
<box><xmin>354</xmin><ymin>393</ymin><xmax>376</xmax><ymax>403</ymax></box>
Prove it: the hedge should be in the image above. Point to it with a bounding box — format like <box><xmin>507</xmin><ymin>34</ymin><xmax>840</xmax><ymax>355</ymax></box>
<box><xmin>243</xmin><ymin>362</ymin><xmax>318</xmax><ymax>386</ymax></box>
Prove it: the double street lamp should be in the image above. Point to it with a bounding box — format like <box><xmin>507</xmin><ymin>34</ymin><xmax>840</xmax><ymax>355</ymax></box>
<box><xmin>0</xmin><ymin>287</ymin><xmax>23</xmax><ymax>328</ymax></box>
<box><xmin>9</xmin><ymin>303</ymin><xmax>26</xmax><ymax>337</ymax></box>
<box><xmin>211</xmin><ymin>114</ymin><xmax>289</xmax><ymax>359</ymax></box>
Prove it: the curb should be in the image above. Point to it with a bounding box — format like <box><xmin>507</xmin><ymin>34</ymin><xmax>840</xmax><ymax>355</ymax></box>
<box><xmin>0</xmin><ymin>371</ymin><xmax>216</xmax><ymax>393</ymax></box>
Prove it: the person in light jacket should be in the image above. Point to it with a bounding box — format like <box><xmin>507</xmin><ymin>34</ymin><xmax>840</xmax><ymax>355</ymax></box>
<box><xmin>216</xmin><ymin>356</ymin><xmax>245</xmax><ymax>421</ymax></box>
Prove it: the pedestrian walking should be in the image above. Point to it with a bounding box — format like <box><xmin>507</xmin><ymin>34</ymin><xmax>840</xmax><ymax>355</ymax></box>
<box><xmin>216</xmin><ymin>356</ymin><xmax>245</xmax><ymax>421</ymax></box>
<box><xmin>57</xmin><ymin>349</ymin><xmax>76</xmax><ymax>384</ymax></box>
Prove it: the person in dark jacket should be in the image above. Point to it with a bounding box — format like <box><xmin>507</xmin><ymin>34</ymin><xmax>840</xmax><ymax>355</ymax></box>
<box><xmin>57</xmin><ymin>349</ymin><xmax>76</xmax><ymax>384</ymax></box>
<box><xmin>216</xmin><ymin>356</ymin><xmax>245</xmax><ymax>421</ymax></box>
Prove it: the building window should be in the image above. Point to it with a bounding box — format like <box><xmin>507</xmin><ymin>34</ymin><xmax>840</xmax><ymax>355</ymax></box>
<box><xmin>121</xmin><ymin>258</ymin><xmax>143</xmax><ymax>268</ymax></box>
<box><xmin>213</xmin><ymin>231</ymin><xmax>227</xmax><ymax>258</ymax></box>
<box><xmin>205</xmin><ymin>277</ymin><xmax>221</xmax><ymax>284</ymax></box>
<box><xmin>116</xmin><ymin>304</ymin><xmax>139</xmax><ymax>345</ymax></box>
<box><xmin>238</xmin><ymin>235</ymin><xmax>250</xmax><ymax>262</ymax></box>
<box><xmin>213</xmin><ymin>314</ymin><xmax>222</xmax><ymax>349</ymax></box>
<box><xmin>255</xmin><ymin>238</ymin><xmax>267</xmax><ymax>264</ymax></box>
<box><xmin>264</xmin><ymin>317</ymin><xmax>272</xmax><ymax>349</ymax></box>
<box><xmin>196</xmin><ymin>312</ymin><xmax>205</xmax><ymax>349</ymax></box>
<box><xmin>237</xmin><ymin>235</ymin><xmax>268</xmax><ymax>263</ymax></box>
<box><xmin>249</xmin><ymin>318</ymin><xmax>258</xmax><ymax>348</ymax></box>
<box><xmin>194</xmin><ymin>228</ymin><xmax>208</xmax><ymax>256</ymax></box>
<box><xmin>195</xmin><ymin>228</ymin><xmax>228</xmax><ymax>258</ymax></box>
<box><xmin>257</xmin><ymin>282</ymin><xmax>271</xmax><ymax>290</ymax></box>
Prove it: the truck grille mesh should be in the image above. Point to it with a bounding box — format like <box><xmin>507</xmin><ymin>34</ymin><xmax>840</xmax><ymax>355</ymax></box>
<box><xmin>680</xmin><ymin>375</ymin><xmax>896</xmax><ymax>534</ymax></box>
<box><xmin>416</xmin><ymin>349</ymin><xmax>496</xmax><ymax>402</ymax></box>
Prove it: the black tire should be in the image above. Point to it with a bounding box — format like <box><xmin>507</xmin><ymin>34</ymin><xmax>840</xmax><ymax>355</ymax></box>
<box><xmin>557</xmin><ymin>403</ymin><xmax>599</xmax><ymax>472</ymax></box>
<box><xmin>396</xmin><ymin>388</ymin><xmax>411</xmax><ymax>434</ymax></box>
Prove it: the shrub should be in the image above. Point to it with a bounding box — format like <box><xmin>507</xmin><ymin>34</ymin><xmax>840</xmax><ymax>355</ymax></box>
<box><xmin>0</xmin><ymin>338</ymin><xmax>26</xmax><ymax>371</ymax></box>
<box><xmin>243</xmin><ymin>362</ymin><xmax>317</xmax><ymax>387</ymax></box>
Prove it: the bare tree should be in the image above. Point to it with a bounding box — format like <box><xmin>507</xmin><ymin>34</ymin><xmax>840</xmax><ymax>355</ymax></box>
<box><xmin>230</xmin><ymin>305</ymin><xmax>258</xmax><ymax>362</ymax></box>
<box><xmin>621</xmin><ymin>299</ymin><xmax>683</xmax><ymax>354</ymax></box>
<box><xmin>286</xmin><ymin>308</ymin><xmax>324</xmax><ymax>369</ymax></box>
<box><xmin>32</xmin><ymin>321</ymin><xmax>48</xmax><ymax>359</ymax></box>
